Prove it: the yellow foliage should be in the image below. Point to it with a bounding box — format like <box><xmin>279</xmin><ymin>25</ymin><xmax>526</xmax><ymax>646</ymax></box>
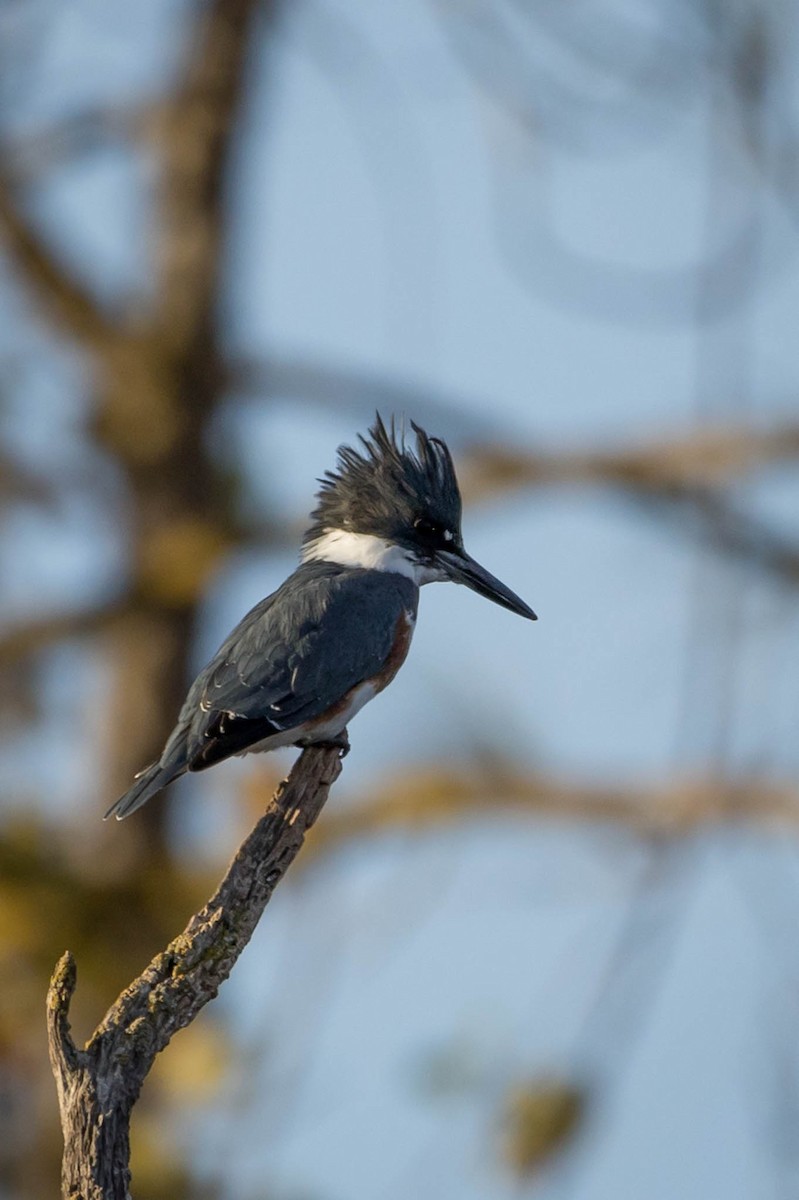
<box><xmin>138</xmin><ymin>517</ymin><xmax>230</xmax><ymax>605</ymax></box>
<box><xmin>0</xmin><ymin>818</ymin><xmax>218</xmax><ymax>1200</ymax></box>
<box><xmin>499</xmin><ymin>1079</ymin><xmax>584</xmax><ymax>1176</ymax></box>
<box><xmin>98</xmin><ymin>342</ymin><xmax>184</xmax><ymax>465</ymax></box>
<box><xmin>149</xmin><ymin>1019</ymin><xmax>229</xmax><ymax>1103</ymax></box>
<box><xmin>129</xmin><ymin>1111</ymin><xmax>192</xmax><ymax>1200</ymax></box>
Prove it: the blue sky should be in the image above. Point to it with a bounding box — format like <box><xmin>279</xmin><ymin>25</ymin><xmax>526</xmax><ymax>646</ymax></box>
<box><xmin>5</xmin><ymin>1</ymin><xmax>799</xmax><ymax>1197</ymax></box>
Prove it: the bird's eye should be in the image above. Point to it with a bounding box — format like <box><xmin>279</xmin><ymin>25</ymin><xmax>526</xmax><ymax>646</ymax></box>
<box><xmin>413</xmin><ymin>516</ymin><xmax>439</xmax><ymax>540</ymax></box>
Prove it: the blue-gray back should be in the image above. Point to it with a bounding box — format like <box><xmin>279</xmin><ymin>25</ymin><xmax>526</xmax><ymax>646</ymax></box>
<box><xmin>176</xmin><ymin>562</ymin><xmax>418</xmax><ymax>768</ymax></box>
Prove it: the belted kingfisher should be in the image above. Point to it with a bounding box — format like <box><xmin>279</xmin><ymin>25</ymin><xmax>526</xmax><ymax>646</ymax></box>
<box><xmin>106</xmin><ymin>416</ymin><xmax>536</xmax><ymax>819</ymax></box>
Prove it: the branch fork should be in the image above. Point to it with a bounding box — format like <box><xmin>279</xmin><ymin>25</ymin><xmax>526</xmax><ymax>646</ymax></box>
<box><xmin>47</xmin><ymin>744</ymin><xmax>344</xmax><ymax>1200</ymax></box>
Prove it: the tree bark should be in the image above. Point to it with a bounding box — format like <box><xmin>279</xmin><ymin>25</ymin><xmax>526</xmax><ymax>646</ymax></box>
<box><xmin>46</xmin><ymin>742</ymin><xmax>345</xmax><ymax>1200</ymax></box>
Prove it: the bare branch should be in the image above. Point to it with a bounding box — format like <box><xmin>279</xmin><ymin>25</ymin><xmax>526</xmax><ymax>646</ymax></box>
<box><xmin>46</xmin><ymin>952</ymin><xmax>83</xmax><ymax>1117</ymax></box>
<box><xmin>48</xmin><ymin>743</ymin><xmax>344</xmax><ymax>1200</ymax></box>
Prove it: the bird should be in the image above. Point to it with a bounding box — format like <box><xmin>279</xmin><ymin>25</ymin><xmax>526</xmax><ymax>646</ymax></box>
<box><xmin>105</xmin><ymin>415</ymin><xmax>536</xmax><ymax>819</ymax></box>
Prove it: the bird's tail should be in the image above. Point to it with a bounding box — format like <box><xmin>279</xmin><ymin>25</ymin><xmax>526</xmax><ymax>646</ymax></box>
<box><xmin>104</xmin><ymin>759</ymin><xmax>185</xmax><ymax>821</ymax></box>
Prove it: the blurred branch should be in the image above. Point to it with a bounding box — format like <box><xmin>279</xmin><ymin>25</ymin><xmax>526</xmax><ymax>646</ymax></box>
<box><xmin>0</xmin><ymin>0</ymin><xmax>270</xmax><ymax>861</ymax></box>
<box><xmin>236</xmin><ymin>351</ymin><xmax>799</xmax><ymax>579</ymax></box>
<box><xmin>47</xmin><ymin>743</ymin><xmax>344</xmax><ymax>1200</ymax></box>
<box><xmin>299</xmin><ymin>767</ymin><xmax>799</xmax><ymax>865</ymax></box>
<box><xmin>0</xmin><ymin>602</ymin><xmax>128</xmax><ymax>668</ymax></box>
<box><xmin>463</xmin><ymin>432</ymin><xmax>799</xmax><ymax>581</ymax></box>
<box><xmin>155</xmin><ymin>0</ymin><xmax>264</xmax><ymax>353</ymax></box>
<box><xmin>432</xmin><ymin>0</ymin><xmax>699</xmax><ymax>152</ymax></box>
<box><xmin>0</xmin><ymin>175</ymin><xmax>116</xmax><ymax>350</ymax></box>
<box><xmin>0</xmin><ymin>450</ymin><xmax>59</xmax><ymax>504</ymax></box>
<box><xmin>234</xmin><ymin>354</ymin><xmax>799</xmax><ymax>488</ymax></box>
<box><xmin>650</xmin><ymin>488</ymin><xmax>799</xmax><ymax>582</ymax></box>
<box><xmin>233</xmin><ymin>356</ymin><xmax>799</xmax><ymax>488</ymax></box>
<box><xmin>235</xmin><ymin>351</ymin><xmax>799</xmax><ymax>579</ymax></box>
<box><xmin>461</xmin><ymin>424</ymin><xmax>799</xmax><ymax>496</ymax></box>
<box><xmin>229</xmin><ymin>354</ymin><xmax>495</xmax><ymax>438</ymax></box>
<box><xmin>1</xmin><ymin>107</ymin><xmax>149</xmax><ymax>182</ymax></box>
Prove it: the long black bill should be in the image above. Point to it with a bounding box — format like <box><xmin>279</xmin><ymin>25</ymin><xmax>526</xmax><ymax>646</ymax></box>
<box><xmin>436</xmin><ymin>548</ymin><xmax>537</xmax><ymax>621</ymax></box>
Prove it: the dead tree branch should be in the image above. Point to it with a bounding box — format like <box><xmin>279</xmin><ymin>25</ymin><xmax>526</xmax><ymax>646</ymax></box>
<box><xmin>47</xmin><ymin>743</ymin><xmax>344</xmax><ymax>1200</ymax></box>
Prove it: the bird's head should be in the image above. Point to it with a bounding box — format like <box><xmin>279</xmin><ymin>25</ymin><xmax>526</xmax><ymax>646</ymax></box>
<box><xmin>302</xmin><ymin>415</ymin><xmax>536</xmax><ymax>620</ymax></box>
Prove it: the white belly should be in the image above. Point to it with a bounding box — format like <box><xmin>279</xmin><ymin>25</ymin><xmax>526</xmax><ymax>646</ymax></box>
<box><xmin>236</xmin><ymin>681</ymin><xmax>378</xmax><ymax>757</ymax></box>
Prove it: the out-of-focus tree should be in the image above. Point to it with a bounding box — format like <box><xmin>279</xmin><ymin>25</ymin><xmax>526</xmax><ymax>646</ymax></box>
<box><xmin>2</xmin><ymin>1</ymin><xmax>799</xmax><ymax>1198</ymax></box>
<box><xmin>0</xmin><ymin>1</ymin><xmax>267</xmax><ymax>1193</ymax></box>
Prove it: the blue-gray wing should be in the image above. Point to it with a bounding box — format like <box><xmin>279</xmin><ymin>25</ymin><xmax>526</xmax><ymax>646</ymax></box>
<box><xmin>180</xmin><ymin>563</ymin><xmax>418</xmax><ymax>769</ymax></box>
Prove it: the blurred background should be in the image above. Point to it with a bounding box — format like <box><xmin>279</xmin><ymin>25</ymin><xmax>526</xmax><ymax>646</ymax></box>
<box><xmin>2</xmin><ymin>0</ymin><xmax>799</xmax><ymax>1197</ymax></box>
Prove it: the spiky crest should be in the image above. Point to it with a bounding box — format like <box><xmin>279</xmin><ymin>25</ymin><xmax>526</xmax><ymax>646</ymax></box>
<box><xmin>303</xmin><ymin>414</ymin><xmax>462</xmax><ymax>551</ymax></box>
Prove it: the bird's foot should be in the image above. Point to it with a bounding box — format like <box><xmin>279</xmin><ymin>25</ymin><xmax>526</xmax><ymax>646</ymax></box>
<box><xmin>296</xmin><ymin>728</ymin><xmax>350</xmax><ymax>757</ymax></box>
<box><xmin>317</xmin><ymin>729</ymin><xmax>350</xmax><ymax>758</ymax></box>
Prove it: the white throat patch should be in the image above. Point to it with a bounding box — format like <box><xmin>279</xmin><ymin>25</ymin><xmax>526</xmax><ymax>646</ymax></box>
<box><xmin>302</xmin><ymin>529</ymin><xmax>445</xmax><ymax>585</ymax></box>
